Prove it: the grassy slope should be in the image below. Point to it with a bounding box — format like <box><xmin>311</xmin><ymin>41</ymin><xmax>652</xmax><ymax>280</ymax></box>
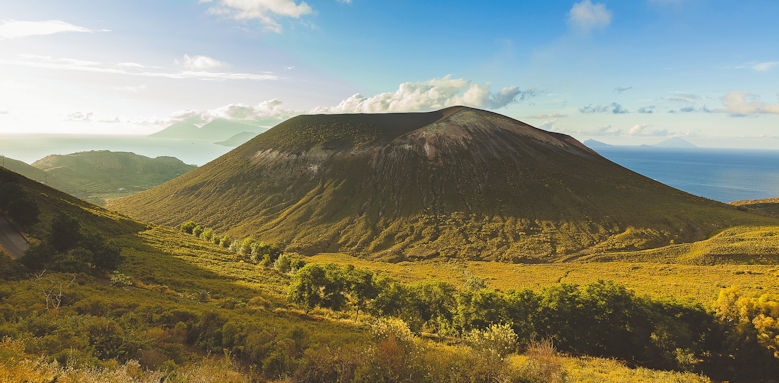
<box><xmin>1</xmin><ymin>156</ymin><xmax>47</xmax><ymax>183</ymax></box>
<box><xmin>31</xmin><ymin>150</ymin><xmax>196</xmax><ymax>205</ymax></box>
<box><xmin>307</xmin><ymin>252</ymin><xmax>779</xmax><ymax>305</ymax></box>
<box><xmin>731</xmin><ymin>197</ymin><xmax>779</xmax><ymax>218</ymax></box>
<box><xmin>0</xmin><ymin>167</ymin><xmax>753</xmax><ymax>382</ymax></box>
<box><xmin>109</xmin><ymin>107</ymin><xmax>777</xmax><ymax>261</ymax></box>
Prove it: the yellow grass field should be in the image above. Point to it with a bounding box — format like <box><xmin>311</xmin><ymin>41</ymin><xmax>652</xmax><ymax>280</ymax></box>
<box><xmin>307</xmin><ymin>252</ymin><xmax>779</xmax><ymax>305</ymax></box>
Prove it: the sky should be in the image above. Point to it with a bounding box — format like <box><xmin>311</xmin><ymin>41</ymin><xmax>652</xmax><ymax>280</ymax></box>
<box><xmin>1</xmin><ymin>0</ymin><xmax>778</xmax><ymax>148</ymax></box>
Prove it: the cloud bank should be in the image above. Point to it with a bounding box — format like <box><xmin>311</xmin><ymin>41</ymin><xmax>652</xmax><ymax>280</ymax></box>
<box><xmin>721</xmin><ymin>92</ymin><xmax>779</xmax><ymax>115</ymax></box>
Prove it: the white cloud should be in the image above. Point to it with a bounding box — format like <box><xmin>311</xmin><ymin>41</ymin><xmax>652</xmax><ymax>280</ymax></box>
<box><xmin>178</xmin><ymin>54</ymin><xmax>228</xmax><ymax>71</ymax></box>
<box><xmin>2</xmin><ymin>54</ymin><xmax>277</xmax><ymax>81</ymax></box>
<box><xmin>752</xmin><ymin>61</ymin><xmax>779</xmax><ymax>72</ymax></box>
<box><xmin>170</xmin><ymin>99</ymin><xmax>295</xmax><ymax>127</ymax></box>
<box><xmin>0</xmin><ymin>19</ymin><xmax>97</xmax><ymax>40</ymax></box>
<box><xmin>628</xmin><ymin>124</ymin><xmax>669</xmax><ymax>137</ymax></box>
<box><xmin>579</xmin><ymin>102</ymin><xmax>628</xmax><ymax>114</ymax></box>
<box><xmin>203</xmin><ymin>0</ymin><xmax>313</xmax><ymax>33</ymax></box>
<box><xmin>666</xmin><ymin>91</ymin><xmax>701</xmax><ymax>103</ymax></box>
<box><xmin>568</xmin><ymin>0</ymin><xmax>612</xmax><ymax>33</ymax></box>
<box><xmin>315</xmin><ymin>75</ymin><xmax>530</xmax><ymax>114</ymax></box>
<box><xmin>721</xmin><ymin>92</ymin><xmax>779</xmax><ymax>115</ymax></box>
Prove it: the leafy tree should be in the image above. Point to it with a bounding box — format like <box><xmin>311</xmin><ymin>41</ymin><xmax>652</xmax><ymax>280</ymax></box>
<box><xmin>288</xmin><ymin>264</ymin><xmax>348</xmax><ymax>312</ymax></box>
<box><xmin>49</xmin><ymin>214</ymin><xmax>82</xmax><ymax>252</ymax></box>
<box><xmin>343</xmin><ymin>266</ymin><xmax>378</xmax><ymax>321</ymax></box>
<box><xmin>82</xmin><ymin>233</ymin><xmax>122</xmax><ymax>271</ymax></box>
<box><xmin>288</xmin><ymin>264</ymin><xmax>327</xmax><ymax>312</ymax></box>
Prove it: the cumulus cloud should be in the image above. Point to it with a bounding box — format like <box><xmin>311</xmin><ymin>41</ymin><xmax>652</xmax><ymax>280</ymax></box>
<box><xmin>177</xmin><ymin>54</ymin><xmax>228</xmax><ymax>71</ymax></box>
<box><xmin>315</xmin><ymin>75</ymin><xmax>532</xmax><ymax>113</ymax></box>
<box><xmin>568</xmin><ymin>0</ymin><xmax>612</xmax><ymax>33</ymax></box>
<box><xmin>721</xmin><ymin>92</ymin><xmax>779</xmax><ymax>115</ymax></box>
<box><xmin>201</xmin><ymin>0</ymin><xmax>313</xmax><ymax>33</ymax></box>
<box><xmin>579</xmin><ymin>102</ymin><xmax>628</xmax><ymax>114</ymax></box>
<box><xmin>0</xmin><ymin>19</ymin><xmax>99</xmax><ymax>40</ymax></box>
<box><xmin>170</xmin><ymin>99</ymin><xmax>295</xmax><ymax>127</ymax></box>
<box><xmin>614</xmin><ymin>86</ymin><xmax>632</xmax><ymax>93</ymax></box>
<box><xmin>637</xmin><ymin>106</ymin><xmax>655</xmax><ymax>114</ymax></box>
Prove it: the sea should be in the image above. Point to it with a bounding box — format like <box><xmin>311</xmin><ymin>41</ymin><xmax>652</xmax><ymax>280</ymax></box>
<box><xmin>1</xmin><ymin>135</ymin><xmax>778</xmax><ymax>203</ymax></box>
<box><xmin>595</xmin><ymin>147</ymin><xmax>779</xmax><ymax>203</ymax></box>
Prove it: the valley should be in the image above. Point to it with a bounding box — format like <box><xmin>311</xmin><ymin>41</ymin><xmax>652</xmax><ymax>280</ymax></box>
<box><xmin>1</xmin><ymin>108</ymin><xmax>778</xmax><ymax>382</ymax></box>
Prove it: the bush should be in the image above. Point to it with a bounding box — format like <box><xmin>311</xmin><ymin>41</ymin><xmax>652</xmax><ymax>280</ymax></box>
<box><xmin>274</xmin><ymin>254</ymin><xmax>291</xmax><ymax>273</ymax></box>
<box><xmin>180</xmin><ymin>221</ymin><xmax>197</xmax><ymax>234</ymax></box>
<box><xmin>464</xmin><ymin>323</ymin><xmax>518</xmax><ymax>358</ymax></box>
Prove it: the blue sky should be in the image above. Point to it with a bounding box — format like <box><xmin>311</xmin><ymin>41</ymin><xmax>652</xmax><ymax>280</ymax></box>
<box><xmin>1</xmin><ymin>0</ymin><xmax>778</xmax><ymax>148</ymax></box>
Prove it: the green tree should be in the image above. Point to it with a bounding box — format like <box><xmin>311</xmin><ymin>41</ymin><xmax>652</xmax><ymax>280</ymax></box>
<box><xmin>344</xmin><ymin>266</ymin><xmax>378</xmax><ymax>321</ymax></box>
<box><xmin>49</xmin><ymin>214</ymin><xmax>82</xmax><ymax>252</ymax></box>
<box><xmin>288</xmin><ymin>264</ymin><xmax>348</xmax><ymax>312</ymax></box>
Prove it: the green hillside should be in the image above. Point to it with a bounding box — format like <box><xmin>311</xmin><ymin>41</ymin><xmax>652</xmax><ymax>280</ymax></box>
<box><xmin>0</xmin><ymin>155</ymin><xmax>47</xmax><ymax>183</ymax></box>
<box><xmin>2</xmin><ymin>166</ymin><xmax>777</xmax><ymax>382</ymax></box>
<box><xmin>110</xmin><ymin>107</ymin><xmax>776</xmax><ymax>261</ymax></box>
<box><xmin>31</xmin><ymin>150</ymin><xmax>196</xmax><ymax>205</ymax></box>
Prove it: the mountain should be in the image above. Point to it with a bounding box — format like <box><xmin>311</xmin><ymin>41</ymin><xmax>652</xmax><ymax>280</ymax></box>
<box><xmin>31</xmin><ymin>151</ymin><xmax>196</xmax><ymax>205</ymax></box>
<box><xmin>109</xmin><ymin>106</ymin><xmax>773</xmax><ymax>261</ymax></box>
<box><xmin>0</xmin><ymin>155</ymin><xmax>47</xmax><ymax>183</ymax></box>
<box><xmin>215</xmin><ymin>131</ymin><xmax>258</xmax><ymax>147</ymax></box>
<box><xmin>652</xmin><ymin>137</ymin><xmax>697</xmax><ymax>149</ymax></box>
<box><xmin>150</xmin><ymin>116</ymin><xmax>265</xmax><ymax>143</ymax></box>
<box><xmin>583</xmin><ymin>139</ymin><xmax>612</xmax><ymax>149</ymax></box>
<box><xmin>0</xmin><ymin>167</ymin><xmax>142</xmax><ymax>241</ymax></box>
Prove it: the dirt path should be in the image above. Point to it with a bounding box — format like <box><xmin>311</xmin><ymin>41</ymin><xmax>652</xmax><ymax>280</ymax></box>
<box><xmin>0</xmin><ymin>216</ymin><xmax>28</xmax><ymax>259</ymax></box>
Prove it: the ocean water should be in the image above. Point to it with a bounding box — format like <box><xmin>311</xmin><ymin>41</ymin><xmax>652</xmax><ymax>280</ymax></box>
<box><xmin>595</xmin><ymin>147</ymin><xmax>779</xmax><ymax>203</ymax></box>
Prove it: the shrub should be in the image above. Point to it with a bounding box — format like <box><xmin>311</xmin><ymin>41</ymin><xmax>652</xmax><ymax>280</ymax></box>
<box><xmin>274</xmin><ymin>254</ymin><xmax>291</xmax><ymax>273</ymax></box>
<box><xmin>180</xmin><ymin>221</ymin><xmax>197</xmax><ymax>235</ymax></box>
<box><xmin>464</xmin><ymin>323</ymin><xmax>518</xmax><ymax>358</ymax></box>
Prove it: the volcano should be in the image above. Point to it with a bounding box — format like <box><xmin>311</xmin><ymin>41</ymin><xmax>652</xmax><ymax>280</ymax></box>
<box><xmin>110</xmin><ymin>106</ymin><xmax>767</xmax><ymax>261</ymax></box>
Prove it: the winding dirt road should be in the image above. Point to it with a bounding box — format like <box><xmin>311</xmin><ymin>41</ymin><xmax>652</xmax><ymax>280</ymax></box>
<box><xmin>0</xmin><ymin>216</ymin><xmax>28</xmax><ymax>259</ymax></box>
